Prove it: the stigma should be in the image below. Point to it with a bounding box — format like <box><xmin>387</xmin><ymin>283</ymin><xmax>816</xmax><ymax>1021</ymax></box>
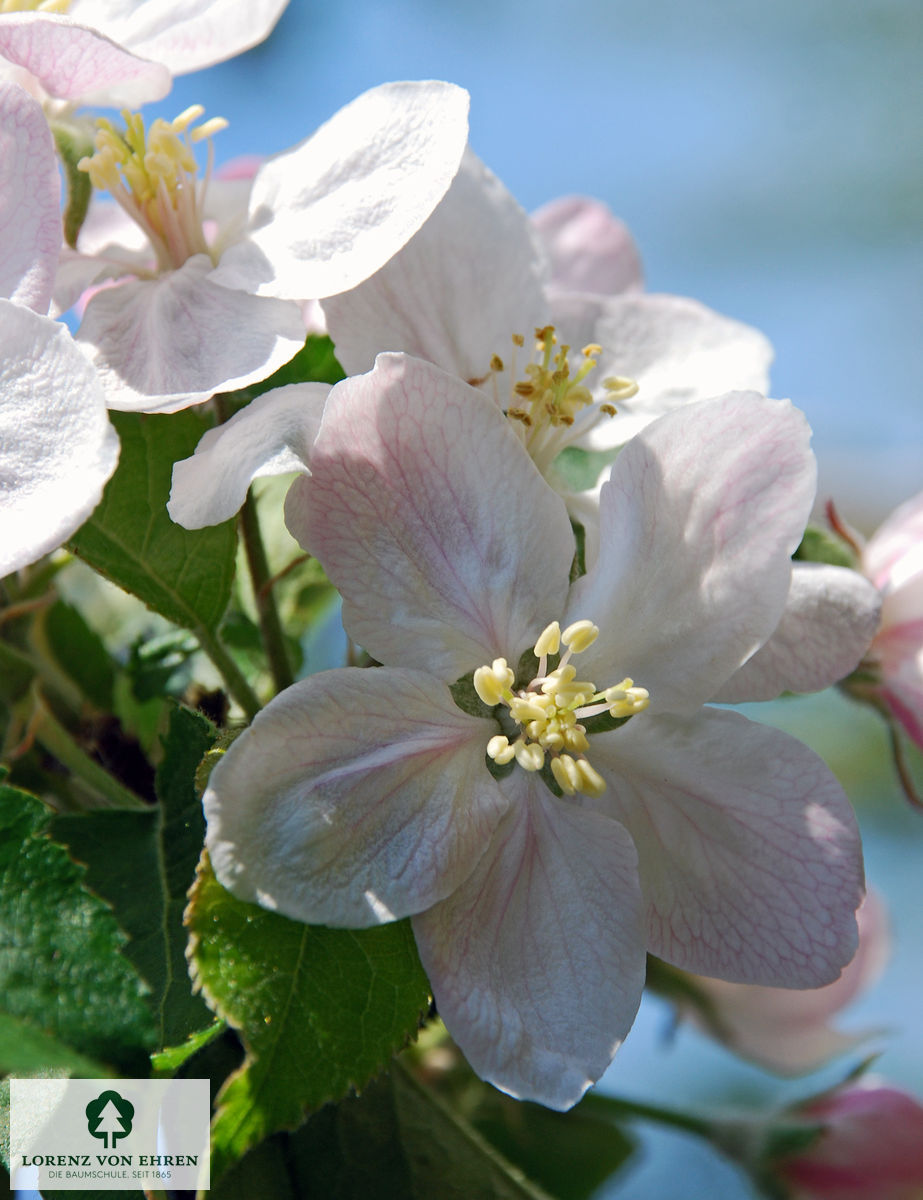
<box><xmin>488</xmin><ymin>327</ymin><xmax>638</xmax><ymax>472</ymax></box>
<box><xmin>473</xmin><ymin>619</ymin><xmax>649</xmax><ymax>798</ymax></box>
<box><xmin>78</xmin><ymin>105</ymin><xmax>228</xmax><ymax>273</ymax></box>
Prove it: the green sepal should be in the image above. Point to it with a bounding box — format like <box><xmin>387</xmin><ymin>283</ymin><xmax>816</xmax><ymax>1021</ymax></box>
<box><xmin>49</xmin><ymin>118</ymin><xmax>95</xmax><ymax>249</ymax></box>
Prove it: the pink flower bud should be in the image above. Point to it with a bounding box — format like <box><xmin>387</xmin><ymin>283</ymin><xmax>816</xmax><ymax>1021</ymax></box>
<box><xmin>777</xmin><ymin>1082</ymin><xmax>923</xmax><ymax>1200</ymax></box>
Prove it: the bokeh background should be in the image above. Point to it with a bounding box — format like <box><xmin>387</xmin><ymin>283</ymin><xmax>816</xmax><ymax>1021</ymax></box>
<box><xmin>144</xmin><ymin>1</ymin><xmax>922</xmax><ymax>1195</ymax></box>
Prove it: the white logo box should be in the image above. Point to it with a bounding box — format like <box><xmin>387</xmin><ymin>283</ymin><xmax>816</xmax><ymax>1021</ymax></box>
<box><xmin>9</xmin><ymin>1078</ymin><xmax>210</xmax><ymax>1192</ymax></box>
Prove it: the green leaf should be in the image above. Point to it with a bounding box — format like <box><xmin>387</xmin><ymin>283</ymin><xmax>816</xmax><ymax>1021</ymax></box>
<box><xmin>68</xmin><ymin>409</ymin><xmax>238</xmax><ymax>637</ymax></box>
<box><xmin>186</xmin><ymin>856</ymin><xmax>431</xmax><ymax>1181</ymax></box>
<box><xmin>0</xmin><ymin>780</ymin><xmax>154</xmax><ymax>1073</ymax></box>
<box><xmin>248</xmin><ymin>334</ymin><xmax>346</xmax><ymax>398</ymax></box>
<box><xmin>467</xmin><ymin>1089</ymin><xmax>635</xmax><ymax>1200</ymax></box>
<box><xmin>794</xmin><ymin>525</ymin><xmax>858</xmax><ymax>569</ymax></box>
<box><xmin>0</xmin><ymin>1013</ymin><xmax>109</xmax><ymax>1077</ymax></box>
<box><xmin>49</xmin><ymin>706</ymin><xmax>216</xmax><ymax>1048</ymax></box>
<box><xmin>238</xmin><ymin>1064</ymin><xmax>556</xmax><ymax>1200</ymax></box>
<box><xmin>151</xmin><ymin>1020</ymin><xmax>225</xmax><ymax>1076</ymax></box>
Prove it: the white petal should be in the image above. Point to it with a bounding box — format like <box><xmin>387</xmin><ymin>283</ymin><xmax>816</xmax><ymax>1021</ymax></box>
<box><xmin>531</xmin><ymin>195</ymin><xmax>643</xmax><ymax>296</ymax></box>
<box><xmin>75</xmin><ymin>255</ymin><xmax>306</xmax><ymax>412</ymax></box>
<box><xmin>205</xmin><ymin>667</ymin><xmax>507</xmax><ymax>927</ymax></box>
<box><xmin>0</xmin><ymin>302</ymin><xmax>118</xmax><ymax>574</ymax></box>
<box><xmin>413</xmin><ymin>771</ymin><xmax>645</xmax><ymax>1109</ymax></box>
<box><xmin>0</xmin><ymin>81</ymin><xmax>59</xmax><ymax>312</ymax></box>
<box><xmin>0</xmin><ymin>14</ymin><xmax>170</xmax><ymax>107</ymax></box>
<box><xmin>714</xmin><ymin>563</ymin><xmax>882</xmax><ymax>702</ymax></box>
<box><xmin>212</xmin><ymin>80</ymin><xmax>469</xmax><ymax>301</ymax></box>
<box><xmin>567</xmin><ymin>393</ymin><xmax>817</xmax><ymax>713</ymax></box>
<box><xmin>73</xmin><ymin>0</ymin><xmax>288</xmax><ymax>76</ymax></box>
<box><xmin>863</xmin><ymin>488</ymin><xmax>923</xmax><ymax>590</ymax></box>
<box><xmin>592</xmin><ymin>708</ymin><xmax>864</xmax><ymax>987</ymax></box>
<box><xmin>168</xmin><ymin>381</ymin><xmax>329</xmax><ymax>528</ymax></box>
<box><xmin>286</xmin><ymin>354</ymin><xmax>575</xmax><ymax>680</ymax></box>
<box><xmin>549</xmin><ymin>291</ymin><xmax>774</xmax><ymax>450</ymax></box>
<box><xmin>686</xmin><ymin>890</ymin><xmax>889</xmax><ymax>1074</ymax></box>
<box><xmin>321</xmin><ymin>147</ymin><xmax>547</xmax><ymax>383</ymax></box>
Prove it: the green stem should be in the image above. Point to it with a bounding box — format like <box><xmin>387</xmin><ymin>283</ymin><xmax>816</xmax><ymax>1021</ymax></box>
<box><xmin>581</xmin><ymin>1090</ymin><xmax>717</xmax><ymax>1139</ymax></box>
<box><xmin>238</xmin><ymin>488</ymin><xmax>295</xmax><ymax>696</ymax></box>
<box><xmin>196</xmin><ymin>624</ymin><xmax>261</xmax><ymax>721</ymax></box>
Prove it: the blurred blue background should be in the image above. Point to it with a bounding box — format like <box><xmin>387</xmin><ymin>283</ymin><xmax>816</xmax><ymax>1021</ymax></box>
<box><xmin>149</xmin><ymin>2</ymin><xmax>922</xmax><ymax>1195</ymax></box>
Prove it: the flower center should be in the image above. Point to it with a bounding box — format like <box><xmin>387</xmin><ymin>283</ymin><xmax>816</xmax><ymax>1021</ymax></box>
<box><xmin>485</xmin><ymin>327</ymin><xmax>638</xmax><ymax>473</ymax></box>
<box><xmin>0</xmin><ymin>1</ymin><xmax>70</xmax><ymax>11</ymax></box>
<box><xmin>473</xmin><ymin>618</ymin><xmax>649</xmax><ymax>798</ymax></box>
<box><xmin>78</xmin><ymin>105</ymin><xmax>228</xmax><ymax>272</ymax></box>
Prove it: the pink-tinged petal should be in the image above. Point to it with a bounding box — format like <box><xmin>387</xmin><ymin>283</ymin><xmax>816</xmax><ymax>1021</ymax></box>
<box><xmin>212</xmin><ymin>81</ymin><xmax>469</xmax><ymax>302</ymax></box>
<box><xmin>714</xmin><ymin>564</ymin><xmax>882</xmax><ymax>703</ymax></box>
<box><xmin>205</xmin><ymin>667</ymin><xmax>507</xmax><ymax>927</ymax></box>
<box><xmin>0</xmin><ymin>301</ymin><xmax>119</xmax><ymax>575</ymax></box>
<box><xmin>568</xmin><ymin>393</ymin><xmax>817</xmax><ymax>713</ymax></box>
<box><xmin>75</xmin><ymin>255</ymin><xmax>306</xmax><ymax>412</ymax></box>
<box><xmin>168</xmin><ymin>382</ymin><xmax>329</xmax><ymax>529</ymax></box>
<box><xmin>0</xmin><ymin>81</ymin><xmax>59</xmax><ymax>312</ymax></box>
<box><xmin>531</xmin><ymin>195</ymin><xmax>643</xmax><ymax>296</ymax></box>
<box><xmin>863</xmin><ymin>489</ymin><xmax>923</xmax><ymax>591</ymax></box>
<box><xmin>779</xmin><ymin>1082</ymin><xmax>923</xmax><ymax>1200</ymax></box>
<box><xmin>685</xmin><ymin>891</ymin><xmax>889</xmax><ymax>1075</ymax></box>
<box><xmin>550</xmin><ymin>292</ymin><xmax>774</xmax><ymax>450</ymax></box>
<box><xmin>878</xmin><ymin>629</ymin><xmax>923</xmax><ymax>749</ymax></box>
<box><xmin>592</xmin><ymin>708</ymin><xmax>864</xmax><ymax>988</ymax></box>
<box><xmin>0</xmin><ymin>14</ymin><xmax>170</xmax><ymax>107</ymax></box>
<box><xmin>74</xmin><ymin>0</ymin><xmax>288</xmax><ymax>76</ymax></box>
<box><xmin>287</xmin><ymin>354</ymin><xmax>575</xmax><ymax>680</ymax></box>
<box><xmin>413</xmin><ymin>771</ymin><xmax>645</xmax><ymax>1110</ymax></box>
<box><xmin>322</xmin><ymin>147</ymin><xmax>547</xmax><ymax>383</ymax></box>
<box><xmin>52</xmin><ymin>200</ymin><xmax>152</xmax><ymax>315</ymax></box>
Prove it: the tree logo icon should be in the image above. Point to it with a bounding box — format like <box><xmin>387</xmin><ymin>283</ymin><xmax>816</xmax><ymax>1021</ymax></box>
<box><xmin>85</xmin><ymin>1090</ymin><xmax>134</xmax><ymax>1149</ymax></box>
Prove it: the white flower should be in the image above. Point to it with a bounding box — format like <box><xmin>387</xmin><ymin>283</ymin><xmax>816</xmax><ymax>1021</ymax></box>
<box><xmin>55</xmin><ymin>80</ymin><xmax>469</xmax><ymax>412</ymax></box>
<box><xmin>204</xmin><ymin>353</ymin><xmax>867</xmax><ymax>1110</ymax></box>
<box><xmin>0</xmin><ymin>80</ymin><xmax>118</xmax><ymax>574</ymax></box>
<box><xmin>0</xmin><ymin>1</ymin><xmax>289</xmax><ymax>112</ymax></box>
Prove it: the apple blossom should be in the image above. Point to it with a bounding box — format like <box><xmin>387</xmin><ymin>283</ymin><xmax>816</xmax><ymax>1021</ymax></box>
<box><xmin>772</xmin><ymin>1081</ymin><xmax>923</xmax><ymax>1200</ymax></box>
<box><xmin>204</xmin><ymin>352</ymin><xmax>868</xmax><ymax>1110</ymax></box>
<box><xmin>0</xmin><ymin>1</ymin><xmax>289</xmax><ymax>113</ymax></box>
<box><xmin>319</xmin><ymin>150</ymin><xmax>773</xmax><ymax>524</ymax></box>
<box><xmin>0</xmin><ymin>80</ymin><xmax>118</xmax><ymax>574</ymax></box>
<box><xmin>673</xmin><ymin>890</ymin><xmax>888</xmax><ymax>1075</ymax></box>
<box><xmin>847</xmin><ymin>491</ymin><xmax>923</xmax><ymax>751</ymax></box>
<box><xmin>55</xmin><ymin>80</ymin><xmax>469</xmax><ymax>412</ymax></box>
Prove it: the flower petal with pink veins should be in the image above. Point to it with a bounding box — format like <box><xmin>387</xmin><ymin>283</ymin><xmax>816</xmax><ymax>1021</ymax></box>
<box><xmin>567</xmin><ymin>393</ymin><xmax>816</xmax><ymax>713</ymax></box>
<box><xmin>321</xmin><ymin>147</ymin><xmax>546</xmax><ymax>383</ymax></box>
<box><xmin>0</xmin><ymin>301</ymin><xmax>119</xmax><ymax>575</ymax></box>
<box><xmin>205</xmin><ymin>667</ymin><xmax>506</xmax><ymax>927</ymax></box>
<box><xmin>75</xmin><ymin>254</ymin><xmax>306</xmax><ymax>412</ymax></box>
<box><xmin>413</xmin><ymin>771</ymin><xmax>646</xmax><ymax>1110</ymax></box>
<box><xmin>287</xmin><ymin>354</ymin><xmax>575</xmax><ymax>681</ymax></box>
<box><xmin>72</xmin><ymin>0</ymin><xmax>289</xmax><ymax>76</ymax></box>
<box><xmin>0</xmin><ymin>14</ymin><xmax>170</xmax><ymax>108</ymax></box>
<box><xmin>212</xmin><ymin>80</ymin><xmax>469</xmax><ymax>302</ymax></box>
<box><xmin>168</xmin><ymin>381</ymin><xmax>330</xmax><ymax>529</ymax></box>
<box><xmin>714</xmin><ymin>563</ymin><xmax>882</xmax><ymax>703</ymax></box>
<box><xmin>549</xmin><ymin>291</ymin><xmax>774</xmax><ymax>449</ymax></box>
<box><xmin>0</xmin><ymin>81</ymin><xmax>60</xmax><ymax>313</ymax></box>
<box><xmin>531</xmin><ymin>194</ymin><xmax>643</xmax><ymax>296</ymax></box>
<box><xmin>591</xmin><ymin>708</ymin><xmax>863</xmax><ymax>987</ymax></box>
